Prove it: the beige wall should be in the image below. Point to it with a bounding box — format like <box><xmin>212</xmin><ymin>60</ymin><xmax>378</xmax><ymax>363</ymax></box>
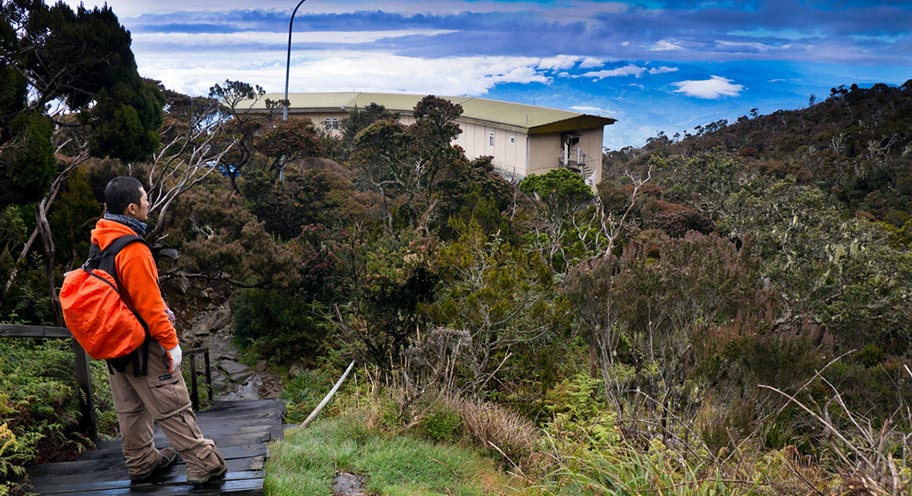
<box><xmin>295</xmin><ymin>112</ymin><xmax>603</xmax><ymax>186</ymax></box>
<box><xmin>302</xmin><ymin>112</ymin><xmax>342</xmax><ymax>134</ymax></box>
<box><xmin>528</xmin><ymin>134</ymin><xmax>562</xmax><ymax>177</ymax></box>
<box><xmin>455</xmin><ymin>122</ymin><xmax>528</xmax><ymax>179</ymax></box>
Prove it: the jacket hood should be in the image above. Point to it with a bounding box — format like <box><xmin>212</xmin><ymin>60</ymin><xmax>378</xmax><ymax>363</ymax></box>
<box><xmin>91</xmin><ymin>219</ymin><xmax>143</xmax><ymax>250</ymax></box>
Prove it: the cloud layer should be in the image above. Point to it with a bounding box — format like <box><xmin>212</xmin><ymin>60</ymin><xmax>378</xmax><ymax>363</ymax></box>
<box><xmin>61</xmin><ymin>0</ymin><xmax>912</xmax><ymax>148</ymax></box>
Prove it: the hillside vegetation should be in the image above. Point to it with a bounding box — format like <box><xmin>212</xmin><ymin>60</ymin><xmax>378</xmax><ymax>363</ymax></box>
<box><xmin>1</xmin><ymin>5</ymin><xmax>911</xmax><ymax>492</ymax></box>
<box><xmin>612</xmin><ymin>81</ymin><xmax>912</xmax><ymax>227</ymax></box>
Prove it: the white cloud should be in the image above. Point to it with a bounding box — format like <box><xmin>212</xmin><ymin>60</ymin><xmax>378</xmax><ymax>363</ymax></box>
<box><xmin>537</xmin><ymin>55</ymin><xmax>610</xmax><ymax>72</ymax></box>
<box><xmin>579</xmin><ymin>57</ymin><xmax>605</xmax><ymax>69</ymax></box>
<box><xmin>570</xmin><ymin>105</ymin><xmax>614</xmax><ymax>116</ymax></box>
<box><xmin>538</xmin><ymin>55</ymin><xmax>584</xmax><ymax>71</ymax></box>
<box><xmin>581</xmin><ymin>63</ymin><xmax>647</xmax><ymax>79</ymax></box>
<box><xmin>651</xmin><ymin>39</ymin><xmax>683</xmax><ymax>51</ymax></box>
<box><xmin>672</xmin><ymin>75</ymin><xmax>744</xmax><ymax>99</ymax></box>
<box><xmin>579</xmin><ymin>63</ymin><xmax>676</xmax><ymax>80</ymax></box>
<box><xmin>648</xmin><ymin>66</ymin><xmax>678</xmax><ymax>75</ymax></box>
<box><xmin>714</xmin><ymin>40</ymin><xmax>781</xmax><ymax>52</ymax></box>
<box><xmin>137</xmin><ymin>51</ymin><xmax>554</xmax><ymax>97</ymax></box>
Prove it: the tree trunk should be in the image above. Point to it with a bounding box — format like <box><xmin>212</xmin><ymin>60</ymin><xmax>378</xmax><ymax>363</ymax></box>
<box><xmin>37</xmin><ymin>200</ymin><xmax>62</xmax><ymax>325</ymax></box>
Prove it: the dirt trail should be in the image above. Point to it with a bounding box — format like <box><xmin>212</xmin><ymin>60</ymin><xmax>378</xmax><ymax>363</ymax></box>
<box><xmin>179</xmin><ymin>302</ymin><xmax>281</xmax><ymax>401</ymax></box>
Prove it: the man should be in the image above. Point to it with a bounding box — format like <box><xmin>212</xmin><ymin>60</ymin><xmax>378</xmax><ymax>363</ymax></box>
<box><xmin>92</xmin><ymin>176</ymin><xmax>226</xmax><ymax>485</ymax></box>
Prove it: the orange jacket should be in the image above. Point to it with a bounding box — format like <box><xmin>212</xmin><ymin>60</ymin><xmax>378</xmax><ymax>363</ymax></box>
<box><xmin>90</xmin><ymin>219</ymin><xmax>179</xmax><ymax>351</ymax></box>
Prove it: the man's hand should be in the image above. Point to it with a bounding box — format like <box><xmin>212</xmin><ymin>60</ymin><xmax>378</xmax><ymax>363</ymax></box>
<box><xmin>165</xmin><ymin>344</ymin><xmax>182</xmax><ymax>373</ymax></box>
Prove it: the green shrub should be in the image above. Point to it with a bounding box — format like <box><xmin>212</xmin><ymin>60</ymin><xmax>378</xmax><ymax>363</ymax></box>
<box><xmin>231</xmin><ymin>289</ymin><xmax>333</xmax><ymax>365</ymax></box>
<box><xmin>280</xmin><ymin>367</ymin><xmax>335</xmax><ymax>424</ymax></box>
<box><xmin>0</xmin><ymin>338</ymin><xmax>110</xmax><ymax>493</ymax></box>
<box><xmin>420</xmin><ymin>401</ymin><xmax>462</xmax><ymax>443</ymax></box>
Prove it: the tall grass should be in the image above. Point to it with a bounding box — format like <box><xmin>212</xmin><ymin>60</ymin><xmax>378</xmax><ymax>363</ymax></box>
<box><xmin>269</xmin><ymin>358</ymin><xmax>912</xmax><ymax>495</ymax></box>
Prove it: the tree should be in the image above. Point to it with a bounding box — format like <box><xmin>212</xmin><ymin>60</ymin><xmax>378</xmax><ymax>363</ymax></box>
<box><xmin>341</xmin><ymin>102</ymin><xmax>399</xmax><ymax>152</ymax></box>
<box><xmin>253</xmin><ymin>118</ymin><xmax>322</xmax><ymax>181</ymax></box>
<box><xmin>243</xmin><ymin>157</ymin><xmax>369</xmax><ymax>241</ymax></box>
<box><xmin>568</xmin><ymin>231</ymin><xmax>826</xmax><ymax>448</ymax></box>
<box><xmin>1</xmin><ymin>1</ymin><xmax>163</xmax><ymax>161</ymax></box>
<box><xmin>136</xmin><ymin>86</ymin><xmax>240</xmax><ymax>243</ymax></box>
<box><xmin>350</xmin><ymin>118</ymin><xmax>413</xmax><ymax>228</ymax></box>
<box><xmin>163</xmin><ymin>184</ymin><xmax>302</xmax><ymax>290</ymax></box>
<box><xmin>208</xmin><ymin>80</ymin><xmax>268</xmax><ymax>193</ymax></box>
<box><xmin>423</xmin><ymin>219</ymin><xmax>570</xmax><ymax>396</ymax></box>
<box><xmin>720</xmin><ymin>175</ymin><xmax>912</xmax><ymax>356</ymax></box>
<box><xmin>85</xmin><ymin>77</ymin><xmax>164</xmax><ymax>162</ymax></box>
<box><xmin>0</xmin><ymin>1</ymin><xmax>165</xmax><ymax>320</ymax></box>
<box><xmin>519</xmin><ymin>168</ymin><xmax>592</xmax><ymax>214</ymax></box>
<box><xmin>433</xmin><ymin>156</ymin><xmax>515</xmax><ymax>241</ymax></box>
<box><xmin>349</xmin><ymin>95</ymin><xmax>473</xmax><ymax>233</ymax></box>
<box><xmin>518</xmin><ymin>168</ymin><xmax>594</xmax><ymax>272</ymax></box>
<box><xmin>0</xmin><ymin>111</ymin><xmax>55</xmax><ymax>205</ymax></box>
<box><xmin>407</xmin><ymin>95</ymin><xmax>466</xmax><ymax>227</ymax></box>
<box><xmin>333</xmin><ymin>228</ymin><xmax>438</xmax><ymax>373</ymax></box>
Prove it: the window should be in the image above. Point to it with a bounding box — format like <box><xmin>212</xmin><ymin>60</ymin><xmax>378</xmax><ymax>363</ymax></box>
<box><xmin>489</xmin><ymin>132</ymin><xmax>495</xmax><ymax>146</ymax></box>
<box><xmin>323</xmin><ymin>117</ymin><xmax>339</xmax><ymax>130</ymax></box>
<box><xmin>509</xmin><ymin>136</ymin><xmax>515</xmax><ymax>144</ymax></box>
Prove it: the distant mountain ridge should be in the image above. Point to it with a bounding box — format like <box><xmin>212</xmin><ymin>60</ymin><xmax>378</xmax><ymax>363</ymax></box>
<box><xmin>609</xmin><ymin>80</ymin><xmax>912</xmax><ymax>227</ymax></box>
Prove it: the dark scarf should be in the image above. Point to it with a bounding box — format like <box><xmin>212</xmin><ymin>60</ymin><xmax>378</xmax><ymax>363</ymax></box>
<box><xmin>104</xmin><ymin>212</ymin><xmax>147</xmax><ymax>237</ymax></box>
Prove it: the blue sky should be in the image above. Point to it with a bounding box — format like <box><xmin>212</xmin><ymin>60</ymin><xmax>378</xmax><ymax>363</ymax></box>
<box><xmin>63</xmin><ymin>0</ymin><xmax>912</xmax><ymax>149</ymax></box>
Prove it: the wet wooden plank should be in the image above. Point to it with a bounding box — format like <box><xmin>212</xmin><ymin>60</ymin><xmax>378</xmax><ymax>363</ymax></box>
<box><xmin>31</xmin><ymin>467</ymin><xmax>263</xmax><ymax>494</ymax></box>
<box><xmin>32</xmin><ymin>471</ymin><xmax>264</xmax><ymax>495</ymax></box>
<box><xmin>27</xmin><ymin>400</ymin><xmax>285</xmax><ymax>496</ymax></box>
<box><xmin>30</xmin><ymin>446</ymin><xmax>267</xmax><ymax>477</ymax></box>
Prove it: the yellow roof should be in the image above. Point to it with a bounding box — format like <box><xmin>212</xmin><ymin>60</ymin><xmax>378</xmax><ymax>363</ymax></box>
<box><xmin>254</xmin><ymin>92</ymin><xmax>615</xmax><ymax>131</ymax></box>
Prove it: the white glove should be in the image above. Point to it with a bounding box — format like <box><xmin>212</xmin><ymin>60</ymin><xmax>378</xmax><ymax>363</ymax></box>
<box><xmin>165</xmin><ymin>344</ymin><xmax>183</xmax><ymax>373</ymax></box>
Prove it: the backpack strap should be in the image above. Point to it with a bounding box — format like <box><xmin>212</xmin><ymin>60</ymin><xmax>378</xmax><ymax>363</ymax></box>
<box><xmin>88</xmin><ymin>234</ymin><xmax>144</xmax><ymax>267</ymax></box>
<box><xmin>93</xmin><ymin>235</ymin><xmax>153</xmax><ymax>377</ymax></box>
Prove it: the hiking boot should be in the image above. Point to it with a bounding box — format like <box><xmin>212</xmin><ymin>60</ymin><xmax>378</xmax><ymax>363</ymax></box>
<box><xmin>130</xmin><ymin>447</ymin><xmax>179</xmax><ymax>482</ymax></box>
<box><xmin>187</xmin><ymin>462</ymin><xmax>227</xmax><ymax>486</ymax></box>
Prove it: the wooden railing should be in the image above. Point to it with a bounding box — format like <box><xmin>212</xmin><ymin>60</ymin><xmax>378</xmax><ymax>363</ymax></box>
<box><xmin>0</xmin><ymin>324</ymin><xmax>211</xmax><ymax>440</ymax></box>
<box><xmin>185</xmin><ymin>347</ymin><xmax>213</xmax><ymax>411</ymax></box>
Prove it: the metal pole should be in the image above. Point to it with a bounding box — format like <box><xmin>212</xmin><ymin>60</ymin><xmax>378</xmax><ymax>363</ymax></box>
<box><xmin>189</xmin><ymin>353</ymin><xmax>199</xmax><ymax>411</ymax></box>
<box><xmin>283</xmin><ymin>0</ymin><xmax>307</xmax><ymax>122</ymax></box>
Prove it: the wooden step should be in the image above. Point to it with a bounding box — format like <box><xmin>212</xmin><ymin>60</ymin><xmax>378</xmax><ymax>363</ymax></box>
<box><xmin>26</xmin><ymin>399</ymin><xmax>285</xmax><ymax>495</ymax></box>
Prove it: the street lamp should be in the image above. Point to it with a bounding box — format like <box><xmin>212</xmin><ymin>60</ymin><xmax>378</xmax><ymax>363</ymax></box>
<box><xmin>283</xmin><ymin>0</ymin><xmax>307</xmax><ymax>121</ymax></box>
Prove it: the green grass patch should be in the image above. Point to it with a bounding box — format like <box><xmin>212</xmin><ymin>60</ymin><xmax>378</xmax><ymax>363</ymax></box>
<box><xmin>265</xmin><ymin>414</ymin><xmax>516</xmax><ymax>496</ymax></box>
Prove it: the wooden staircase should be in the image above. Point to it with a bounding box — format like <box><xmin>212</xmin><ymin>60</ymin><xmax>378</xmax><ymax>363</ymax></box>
<box><xmin>26</xmin><ymin>399</ymin><xmax>286</xmax><ymax>495</ymax></box>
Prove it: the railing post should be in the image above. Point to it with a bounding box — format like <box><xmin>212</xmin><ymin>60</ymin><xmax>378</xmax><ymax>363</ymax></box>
<box><xmin>71</xmin><ymin>340</ymin><xmax>97</xmax><ymax>440</ymax></box>
<box><xmin>204</xmin><ymin>349</ymin><xmax>212</xmax><ymax>402</ymax></box>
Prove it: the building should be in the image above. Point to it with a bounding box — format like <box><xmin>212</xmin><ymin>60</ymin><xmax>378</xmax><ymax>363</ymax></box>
<box><xmin>253</xmin><ymin>92</ymin><xmax>615</xmax><ymax>186</ymax></box>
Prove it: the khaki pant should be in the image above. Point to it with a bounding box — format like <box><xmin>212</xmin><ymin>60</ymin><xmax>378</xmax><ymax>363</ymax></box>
<box><xmin>108</xmin><ymin>342</ymin><xmax>225</xmax><ymax>480</ymax></box>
